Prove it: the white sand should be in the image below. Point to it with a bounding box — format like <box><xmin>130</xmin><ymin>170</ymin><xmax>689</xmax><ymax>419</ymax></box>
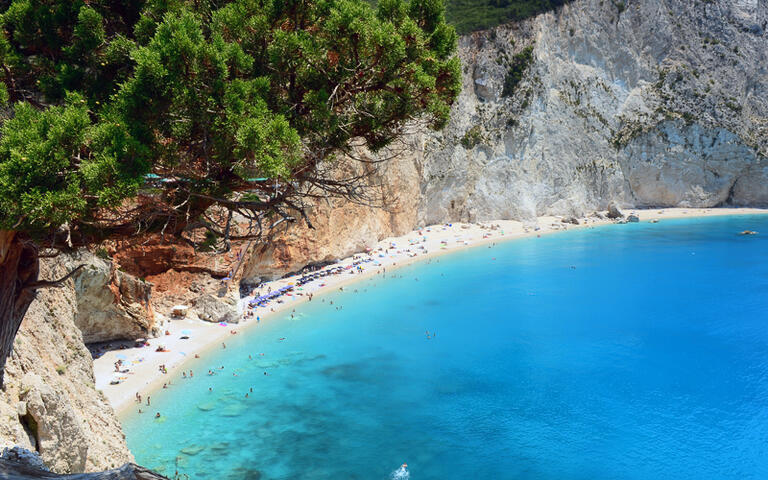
<box><xmin>94</xmin><ymin>207</ymin><xmax>768</xmax><ymax>416</ymax></box>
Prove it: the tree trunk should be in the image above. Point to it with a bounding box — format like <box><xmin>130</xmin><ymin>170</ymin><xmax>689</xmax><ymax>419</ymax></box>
<box><xmin>0</xmin><ymin>231</ymin><xmax>39</xmax><ymax>388</ymax></box>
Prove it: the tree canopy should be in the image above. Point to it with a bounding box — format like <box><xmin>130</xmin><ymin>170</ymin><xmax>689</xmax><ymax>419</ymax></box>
<box><xmin>0</xmin><ymin>0</ymin><xmax>461</xmax><ymax>244</ymax></box>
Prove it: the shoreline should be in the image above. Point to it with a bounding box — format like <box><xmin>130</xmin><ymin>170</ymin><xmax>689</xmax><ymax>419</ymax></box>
<box><xmin>93</xmin><ymin>207</ymin><xmax>768</xmax><ymax>417</ymax></box>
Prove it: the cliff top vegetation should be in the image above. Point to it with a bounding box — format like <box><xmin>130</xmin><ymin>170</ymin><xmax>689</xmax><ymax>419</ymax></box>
<box><xmin>445</xmin><ymin>0</ymin><xmax>572</xmax><ymax>34</ymax></box>
<box><xmin>0</xmin><ymin>0</ymin><xmax>461</xmax><ymax>387</ymax></box>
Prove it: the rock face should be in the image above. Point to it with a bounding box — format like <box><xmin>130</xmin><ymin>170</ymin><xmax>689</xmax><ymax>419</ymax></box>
<box><xmin>419</xmin><ymin>0</ymin><xmax>768</xmax><ymax>223</ymax></box>
<box><xmin>239</xmin><ymin>140</ymin><xmax>422</xmax><ymax>282</ymax></box>
<box><xmin>70</xmin><ymin>251</ymin><xmax>155</xmax><ymax>343</ymax></box>
<box><xmin>0</xmin><ymin>257</ymin><xmax>134</xmax><ymax>474</ymax></box>
<box><xmin>243</xmin><ymin>0</ymin><xmax>768</xmax><ymax>280</ymax></box>
<box><xmin>193</xmin><ymin>293</ymin><xmax>239</xmax><ymax>324</ymax></box>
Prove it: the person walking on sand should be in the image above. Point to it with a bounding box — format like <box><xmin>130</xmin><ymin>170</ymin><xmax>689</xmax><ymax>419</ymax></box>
<box><xmin>146</xmin><ymin>396</ymin><xmax>151</xmax><ymax>406</ymax></box>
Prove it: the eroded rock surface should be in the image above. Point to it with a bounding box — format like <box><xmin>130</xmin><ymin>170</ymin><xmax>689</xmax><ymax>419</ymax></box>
<box><xmin>0</xmin><ymin>258</ymin><xmax>134</xmax><ymax>474</ymax></box>
<box><xmin>71</xmin><ymin>252</ymin><xmax>155</xmax><ymax>343</ymax></box>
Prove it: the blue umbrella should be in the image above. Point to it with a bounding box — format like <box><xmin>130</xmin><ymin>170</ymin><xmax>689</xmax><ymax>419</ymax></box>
<box><xmin>116</xmin><ymin>354</ymin><xmax>128</xmax><ymax>360</ymax></box>
<box><xmin>181</xmin><ymin>329</ymin><xmax>192</xmax><ymax>335</ymax></box>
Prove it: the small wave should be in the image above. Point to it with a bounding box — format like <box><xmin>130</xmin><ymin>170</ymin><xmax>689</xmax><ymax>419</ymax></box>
<box><xmin>390</xmin><ymin>464</ymin><xmax>409</xmax><ymax>480</ymax></box>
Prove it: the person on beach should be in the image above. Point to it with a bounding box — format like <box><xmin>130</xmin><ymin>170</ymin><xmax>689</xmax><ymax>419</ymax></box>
<box><xmin>182</xmin><ymin>371</ymin><xmax>186</xmax><ymax>379</ymax></box>
<box><xmin>146</xmin><ymin>396</ymin><xmax>151</xmax><ymax>406</ymax></box>
<box><xmin>222</xmin><ymin>342</ymin><xmax>226</xmax><ymax>349</ymax></box>
<box><xmin>190</xmin><ymin>370</ymin><xmax>193</xmax><ymax>377</ymax></box>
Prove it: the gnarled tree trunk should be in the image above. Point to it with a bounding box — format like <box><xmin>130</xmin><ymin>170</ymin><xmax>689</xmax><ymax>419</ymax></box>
<box><xmin>0</xmin><ymin>230</ymin><xmax>39</xmax><ymax>388</ymax></box>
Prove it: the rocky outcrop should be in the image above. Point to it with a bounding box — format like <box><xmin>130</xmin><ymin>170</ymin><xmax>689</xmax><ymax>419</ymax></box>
<box><xmin>0</xmin><ymin>257</ymin><xmax>134</xmax><ymax>474</ymax></box>
<box><xmin>240</xmin><ymin>0</ymin><xmax>768</xmax><ymax>280</ymax></box>
<box><xmin>70</xmin><ymin>252</ymin><xmax>155</xmax><ymax>343</ymax></box>
<box><xmin>192</xmin><ymin>293</ymin><xmax>239</xmax><ymax>324</ymax></box>
<box><xmin>419</xmin><ymin>0</ymin><xmax>768</xmax><ymax>222</ymax></box>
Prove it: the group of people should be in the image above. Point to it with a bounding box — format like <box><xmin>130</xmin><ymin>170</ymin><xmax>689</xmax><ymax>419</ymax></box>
<box><xmin>138</xmin><ymin>353</ymin><xmax>272</xmax><ymax>419</ymax></box>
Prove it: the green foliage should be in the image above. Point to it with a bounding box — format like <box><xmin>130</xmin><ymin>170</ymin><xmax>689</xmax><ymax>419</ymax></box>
<box><xmin>444</xmin><ymin>0</ymin><xmax>572</xmax><ymax>34</ymax></box>
<box><xmin>460</xmin><ymin>125</ymin><xmax>483</xmax><ymax>149</ymax></box>
<box><xmin>501</xmin><ymin>45</ymin><xmax>533</xmax><ymax>97</ymax></box>
<box><xmin>0</xmin><ymin>0</ymin><xmax>460</xmax><ymax>238</ymax></box>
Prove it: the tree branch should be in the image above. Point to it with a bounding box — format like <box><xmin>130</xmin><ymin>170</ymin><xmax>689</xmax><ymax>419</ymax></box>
<box><xmin>23</xmin><ymin>264</ymin><xmax>85</xmax><ymax>291</ymax></box>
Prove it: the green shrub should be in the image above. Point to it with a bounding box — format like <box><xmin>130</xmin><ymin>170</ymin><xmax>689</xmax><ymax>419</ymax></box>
<box><xmin>502</xmin><ymin>46</ymin><xmax>534</xmax><ymax>97</ymax></box>
<box><xmin>461</xmin><ymin>125</ymin><xmax>484</xmax><ymax>149</ymax></box>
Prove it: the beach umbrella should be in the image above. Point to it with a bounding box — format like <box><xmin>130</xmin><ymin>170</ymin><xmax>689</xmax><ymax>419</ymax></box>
<box><xmin>115</xmin><ymin>353</ymin><xmax>128</xmax><ymax>360</ymax></box>
<box><xmin>181</xmin><ymin>329</ymin><xmax>192</xmax><ymax>335</ymax></box>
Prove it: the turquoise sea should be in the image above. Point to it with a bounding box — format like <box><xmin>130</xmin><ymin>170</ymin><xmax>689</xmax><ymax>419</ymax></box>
<box><xmin>123</xmin><ymin>215</ymin><xmax>768</xmax><ymax>479</ymax></box>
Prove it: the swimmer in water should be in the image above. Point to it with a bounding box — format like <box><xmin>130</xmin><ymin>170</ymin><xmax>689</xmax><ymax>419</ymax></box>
<box><xmin>155</xmin><ymin>412</ymin><xmax>161</xmax><ymax>418</ymax></box>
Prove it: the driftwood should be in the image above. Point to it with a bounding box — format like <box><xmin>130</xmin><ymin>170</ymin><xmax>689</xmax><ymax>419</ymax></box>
<box><xmin>0</xmin><ymin>460</ymin><xmax>169</xmax><ymax>480</ymax></box>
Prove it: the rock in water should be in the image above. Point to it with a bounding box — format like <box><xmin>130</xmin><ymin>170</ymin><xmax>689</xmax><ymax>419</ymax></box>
<box><xmin>179</xmin><ymin>445</ymin><xmax>205</xmax><ymax>456</ymax></box>
<box><xmin>627</xmin><ymin>214</ymin><xmax>640</xmax><ymax>223</ymax></box>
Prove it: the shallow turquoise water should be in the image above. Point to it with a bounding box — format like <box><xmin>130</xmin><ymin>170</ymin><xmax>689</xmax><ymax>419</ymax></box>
<box><xmin>123</xmin><ymin>215</ymin><xmax>768</xmax><ymax>479</ymax></box>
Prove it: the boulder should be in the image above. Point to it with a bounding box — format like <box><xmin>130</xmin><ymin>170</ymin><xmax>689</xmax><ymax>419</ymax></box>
<box><xmin>193</xmin><ymin>294</ymin><xmax>239</xmax><ymax>324</ymax></box>
<box><xmin>606</xmin><ymin>205</ymin><xmax>624</xmax><ymax>219</ymax></box>
<box><xmin>627</xmin><ymin>214</ymin><xmax>640</xmax><ymax>223</ymax></box>
<box><xmin>562</xmin><ymin>216</ymin><xmax>580</xmax><ymax>225</ymax></box>
<box><xmin>70</xmin><ymin>252</ymin><xmax>155</xmax><ymax>343</ymax></box>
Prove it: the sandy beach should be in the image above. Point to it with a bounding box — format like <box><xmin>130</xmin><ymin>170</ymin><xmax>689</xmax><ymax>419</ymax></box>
<box><xmin>93</xmin><ymin>207</ymin><xmax>768</xmax><ymax>416</ymax></box>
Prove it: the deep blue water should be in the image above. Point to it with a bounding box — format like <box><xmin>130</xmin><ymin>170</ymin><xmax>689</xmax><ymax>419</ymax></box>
<box><xmin>123</xmin><ymin>215</ymin><xmax>768</xmax><ymax>479</ymax></box>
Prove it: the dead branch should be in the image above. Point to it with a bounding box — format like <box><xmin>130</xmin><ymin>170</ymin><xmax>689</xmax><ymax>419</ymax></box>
<box><xmin>23</xmin><ymin>264</ymin><xmax>85</xmax><ymax>291</ymax></box>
